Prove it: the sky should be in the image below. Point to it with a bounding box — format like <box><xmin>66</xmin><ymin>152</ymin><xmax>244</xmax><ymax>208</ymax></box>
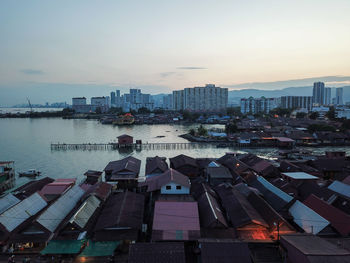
<box><xmin>1</xmin><ymin>0</ymin><xmax>350</xmax><ymax>105</ymax></box>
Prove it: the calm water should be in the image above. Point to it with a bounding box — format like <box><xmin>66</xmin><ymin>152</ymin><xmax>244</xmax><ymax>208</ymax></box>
<box><xmin>0</xmin><ymin>118</ymin><xmax>349</xmax><ymax>188</ymax></box>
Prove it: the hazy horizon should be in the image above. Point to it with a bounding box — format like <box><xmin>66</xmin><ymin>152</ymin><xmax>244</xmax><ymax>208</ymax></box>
<box><xmin>1</xmin><ymin>0</ymin><xmax>350</xmax><ymax>105</ymax></box>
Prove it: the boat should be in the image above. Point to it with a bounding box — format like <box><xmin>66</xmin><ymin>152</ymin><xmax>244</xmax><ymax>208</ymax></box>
<box><xmin>18</xmin><ymin>169</ymin><xmax>41</xmax><ymax>178</ymax></box>
<box><xmin>0</xmin><ymin>161</ymin><xmax>16</xmax><ymax>194</ymax></box>
<box><xmin>112</xmin><ymin>113</ymin><xmax>135</xmax><ymax>125</ymax></box>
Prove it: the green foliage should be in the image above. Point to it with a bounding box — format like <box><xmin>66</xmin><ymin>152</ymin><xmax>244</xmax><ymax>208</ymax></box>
<box><xmin>309</xmin><ymin>111</ymin><xmax>319</xmax><ymax>120</ymax></box>
<box><xmin>189</xmin><ymin>129</ymin><xmax>196</xmax><ymax>136</ymax></box>
<box><xmin>326</xmin><ymin>106</ymin><xmax>336</xmax><ymax>120</ymax></box>
<box><xmin>197</xmin><ymin>125</ymin><xmax>208</xmax><ymax>136</ymax></box>
<box><xmin>308</xmin><ymin>124</ymin><xmax>336</xmax><ymax>132</ymax></box>
<box><xmin>227</xmin><ymin>107</ymin><xmax>242</xmax><ymax>117</ymax></box>
<box><xmin>225</xmin><ymin>123</ymin><xmax>238</xmax><ymax>134</ymax></box>
<box><xmin>138</xmin><ymin>107</ymin><xmax>151</xmax><ymax>114</ymax></box>
<box><xmin>95</xmin><ymin>107</ymin><xmax>102</xmax><ymax>114</ymax></box>
<box><xmin>296</xmin><ymin>112</ymin><xmax>307</xmax><ymax>119</ymax></box>
<box><xmin>182</xmin><ymin>110</ymin><xmax>200</xmax><ymax>121</ymax></box>
<box><xmin>108</xmin><ymin>107</ymin><xmax>123</xmax><ymax>114</ymax></box>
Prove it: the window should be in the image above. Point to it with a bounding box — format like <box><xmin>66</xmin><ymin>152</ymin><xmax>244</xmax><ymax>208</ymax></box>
<box><xmin>166</xmin><ymin>185</ymin><xmax>171</xmax><ymax>190</ymax></box>
<box><xmin>176</xmin><ymin>185</ymin><xmax>182</xmax><ymax>190</ymax></box>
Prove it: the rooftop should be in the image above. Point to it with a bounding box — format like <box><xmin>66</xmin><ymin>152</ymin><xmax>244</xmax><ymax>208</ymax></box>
<box><xmin>282</xmin><ymin>172</ymin><xmax>318</xmax><ymax>180</ymax></box>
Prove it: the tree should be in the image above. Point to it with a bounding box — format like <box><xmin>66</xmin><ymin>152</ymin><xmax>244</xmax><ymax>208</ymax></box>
<box><xmin>296</xmin><ymin>112</ymin><xmax>307</xmax><ymax>119</ymax></box>
<box><xmin>138</xmin><ymin>107</ymin><xmax>151</xmax><ymax>114</ymax></box>
<box><xmin>326</xmin><ymin>106</ymin><xmax>336</xmax><ymax>120</ymax></box>
<box><xmin>189</xmin><ymin>129</ymin><xmax>195</xmax><ymax>136</ymax></box>
<box><xmin>197</xmin><ymin>125</ymin><xmax>208</xmax><ymax>136</ymax></box>
<box><xmin>227</xmin><ymin>107</ymin><xmax>242</xmax><ymax>117</ymax></box>
<box><xmin>225</xmin><ymin>123</ymin><xmax>238</xmax><ymax>134</ymax></box>
<box><xmin>308</xmin><ymin>124</ymin><xmax>336</xmax><ymax>132</ymax></box>
<box><xmin>95</xmin><ymin>107</ymin><xmax>102</xmax><ymax>114</ymax></box>
<box><xmin>309</xmin><ymin>111</ymin><xmax>319</xmax><ymax>120</ymax></box>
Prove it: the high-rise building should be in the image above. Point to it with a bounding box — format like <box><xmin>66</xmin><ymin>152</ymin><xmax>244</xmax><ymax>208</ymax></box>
<box><xmin>280</xmin><ymin>96</ymin><xmax>313</xmax><ymax>111</ymax></box>
<box><xmin>336</xmin><ymin>88</ymin><xmax>343</xmax><ymax>105</ymax></box>
<box><xmin>110</xmin><ymin>92</ymin><xmax>116</xmax><ymax>106</ymax></box>
<box><xmin>325</xmin><ymin>88</ymin><xmax>331</xmax><ymax>105</ymax></box>
<box><xmin>162</xmin><ymin>94</ymin><xmax>173</xmax><ymax>110</ymax></box>
<box><xmin>172</xmin><ymin>84</ymin><xmax>228</xmax><ymax>112</ymax></box>
<box><xmin>116</xmin><ymin>90</ymin><xmax>121</xmax><ymax>107</ymax></box>
<box><xmin>313</xmin><ymin>82</ymin><xmax>325</xmax><ymax>105</ymax></box>
<box><xmin>240</xmin><ymin>97</ymin><xmax>278</xmax><ymax>114</ymax></box>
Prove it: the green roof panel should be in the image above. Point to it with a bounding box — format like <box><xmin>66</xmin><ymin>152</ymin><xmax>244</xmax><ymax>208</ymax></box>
<box><xmin>41</xmin><ymin>240</ymin><xmax>85</xmax><ymax>255</ymax></box>
<box><xmin>79</xmin><ymin>241</ymin><xmax>120</xmax><ymax>257</ymax></box>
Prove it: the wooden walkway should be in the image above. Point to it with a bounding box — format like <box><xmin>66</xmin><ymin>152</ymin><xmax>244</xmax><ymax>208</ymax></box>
<box><xmin>50</xmin><ymin>142</ymin><xmax>235</xmax><ymax>151</ymax></box>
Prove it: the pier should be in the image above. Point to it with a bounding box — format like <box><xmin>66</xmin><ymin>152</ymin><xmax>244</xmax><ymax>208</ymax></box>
<box><xmin>50</xmin><ymin>142</ymin><xmax>286</xmax><ymax>151</ymax></box>
<box><xmin>50</xmin><ymin>142</ymin><xmax>224</xmax><ymax>151</ymax></box>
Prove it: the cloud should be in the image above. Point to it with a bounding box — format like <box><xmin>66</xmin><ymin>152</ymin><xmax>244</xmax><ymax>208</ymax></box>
<box><xmin>160</xmin><ymin>72</ymin><xmax>177</xmax><ymax>78</ymax></box>
<box><xmin>177</xmin><ymin>67</ymin><xmax>207</xmax><ymax>70</ymax></box>
<box><xmin>20</xmin><ymin>69</ymin><xmax>44</xmax><ymax>75</ymax></box>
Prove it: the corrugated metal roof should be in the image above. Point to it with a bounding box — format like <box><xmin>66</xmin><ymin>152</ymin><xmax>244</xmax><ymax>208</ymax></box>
<box><xmin>289</xmin><ymin>200</ymin><xmax>329</xmax><ymax>235</ymax></box>
<box><xmin>0</xmin><ymin>192</ymin><xmax>47</xmax><ymax>232</ymax></box>
<box><xmin>0</xmin><ymin>193</ymin><xmax>20</xmax><ymax>214</ymax></box>
<box><xmin>69</xmin><ymin>195</ymin><xmax>101</xmax><ymax>229</ymax></box>
<box><xmin>257</xmin><ymin>176</ymin><xmax>293</xmax><ymax>203</ymax></box>
<box><xmin>37</xmin><ymin>185</ymin><xmax>85</xmax><ymax>233</ymax></box>
<box><xmin>328</xmin><ymin>180</ymin><xmax>350</xmax><ymax>198</ymax></box>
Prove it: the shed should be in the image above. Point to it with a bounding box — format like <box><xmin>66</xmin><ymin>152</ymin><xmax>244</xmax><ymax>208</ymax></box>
<box><xmin>117</xmin><ymin>134</ymin><xmax>133</xmax><ymax>145</ymax></box>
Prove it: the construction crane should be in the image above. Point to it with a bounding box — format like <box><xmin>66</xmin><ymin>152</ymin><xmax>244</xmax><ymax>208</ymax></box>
<box><xmin>27</xmin><ymin>97</ymin><xmax>33</xmax><ymax>113</ymax></box>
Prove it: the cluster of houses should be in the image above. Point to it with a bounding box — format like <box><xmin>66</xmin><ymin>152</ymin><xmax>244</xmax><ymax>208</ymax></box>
<box><xmin>1</xmin><ymin>152</ymin><xmax>350</xmax><ymax>262</ymax></box>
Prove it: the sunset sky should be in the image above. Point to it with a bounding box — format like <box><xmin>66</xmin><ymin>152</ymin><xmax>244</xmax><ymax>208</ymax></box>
<box><xmin>1</xmin><ymin>0</ymin><xmax>350</xmax><ymax>104</ymax></box>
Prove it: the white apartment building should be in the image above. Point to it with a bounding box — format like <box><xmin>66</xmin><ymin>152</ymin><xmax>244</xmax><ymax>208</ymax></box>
<box><xmin>240</xmin><ymin>97</ymin><xmax>278</xmax><ymax>114</ymax></box>
<box><xmin>172</xmin><ymin>84</ymin><xmax>228</xmax><ymax>112</ymax></box>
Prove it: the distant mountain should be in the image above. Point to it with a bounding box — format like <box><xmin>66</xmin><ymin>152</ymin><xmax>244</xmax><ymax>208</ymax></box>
<box><xmin>228</xmin><ymin>86</ymin><xmax>350</xmax><ymax>104</ymax></box>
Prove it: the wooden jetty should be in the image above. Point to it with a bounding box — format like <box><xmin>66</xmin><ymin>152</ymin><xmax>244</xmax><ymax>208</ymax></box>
<box><xmin>50</xmin><ymin>142</ymin><xmax>281</xmax><ymax>151</ymax></box>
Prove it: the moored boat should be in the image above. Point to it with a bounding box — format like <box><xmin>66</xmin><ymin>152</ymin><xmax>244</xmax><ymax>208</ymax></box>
<box><xmin>18</xmin><ymin>169</ymin><xmax>41</xmax><ymax>178</ymax></box>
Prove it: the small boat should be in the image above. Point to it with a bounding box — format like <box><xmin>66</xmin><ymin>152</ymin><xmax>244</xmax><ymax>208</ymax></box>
<box><xmin>19</xmin><ymin>169</ymin><xmax>41</xmax><ymax>178</ymax></box>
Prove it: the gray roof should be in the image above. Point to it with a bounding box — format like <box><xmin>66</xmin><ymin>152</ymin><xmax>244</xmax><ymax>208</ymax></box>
<box><xmin>288</xmin><ymin>200</ymin><xmax>329</xmax><ymax>234</ymax></box>
<box><xmin>0</xmin><ymin>194</ymin><xmax>20</xmax><ymax>214</ymax></box>
<box><xmin>104</xmin><ymin>156</ymin><xmax>141</xmax><ymax>176</ymax></box>
<box><xmin>36</xmin><ymin>185</ymin><xmax>85</xmax><ymax>233</ymax></box>
<box><xmin>0</xmin><ymin>192</ymin><xmax>47</xmax><ymax>232</ymax></box>
<box><xmin>206</xmin><ymin>167</ymin><xmax>232</xmax><ymax>179</ymax></box>
<box><xmin>69</xmin><ymin>195</ymin><xmax>101</xmax><ymax>229</ymax></box>
<box><xmin>328</xmin><ymin>180</ymin><xmax>350</xmax><ymax>198</ymax></box>
<box><xmin>282</xmin><ymin>172</ymin><xmax>318</xmax><ymax>180</ymax></box>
